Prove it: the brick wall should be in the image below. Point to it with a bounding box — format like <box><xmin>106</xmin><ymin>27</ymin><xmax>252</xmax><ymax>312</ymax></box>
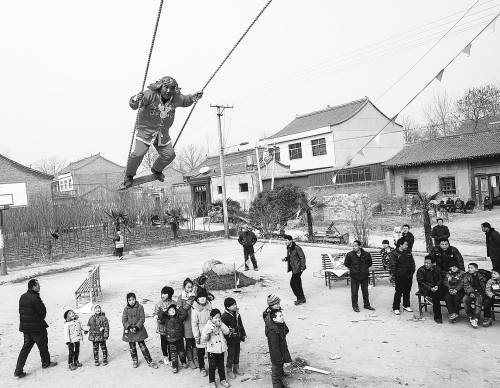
<box><xmin>0</xmin><ymin>155</ymin><xmax>53</xmax><ymax>201</ymax></box>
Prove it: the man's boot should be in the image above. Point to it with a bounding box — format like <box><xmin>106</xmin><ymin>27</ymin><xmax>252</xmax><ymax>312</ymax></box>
<box><xmin>151</xmin><ymin>168</ymin><xmax>165</xmax><ymax>182</ymax></box>
<box><xmin>226</xmin><ymin>364</ymin><xmax>235</xmax><ymax>379</ymax></box>
<box><xmin>123</xmin><ymin>176</ymin><xmax>134</xmax><ymax>188</ymax></box>
<box><xmin>233</xmin><ymin>364</ymin><xmax>243</xmax><ymax>376</ymax></box>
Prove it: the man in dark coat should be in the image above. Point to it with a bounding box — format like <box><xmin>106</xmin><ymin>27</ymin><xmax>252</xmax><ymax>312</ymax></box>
<box><xmin>401</xmin><ymin>224</ymin><xmax>415</xmax><ymax>251</ymax></box>
<box><xmin>431</xmin><ymin>218</ymin><xmax>450</xmax><ymax>247</ymax></box>
<box><xmin>416</xmin><ymin>256</ymin><xmax>443</xmax><ymax>323</ymax></box>
<box><xmin>238</xmin><ymin>225</ymin><xmax>258</xmax><ymax>271</ymax></box>
<box><xmin>389</xmin><ymin>238</ymin><xmax>416</xmax><ymax>315</ymax></box>
<box><xmin>282</xmin><ymin>235</ymin><xmax>306</xmax><ymax>305</ymax></box>
<box><xmin>344</xmin><ymin>240</ymin><xmax>376</xmax><ymax>312</ymax></box>
<box><xmin>429</xmin><ymin>238</ymin><xmax>465</xmax><ymax>275</ymax></box>
<box><xmin>14</xmin><ymin>279</ymin><xmax>57</xmax><ymax>378</ymax></box>
<box><xmin>482</xmin><ymin>222</ymin><xmax>500</xmax><ymax>272</ymax></box>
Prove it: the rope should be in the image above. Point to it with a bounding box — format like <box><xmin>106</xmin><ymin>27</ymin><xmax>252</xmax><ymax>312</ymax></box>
<box><xmin>173</xmin><ymin>0</ymin><xmax>274</xmax><ymax>147</ymax></box>
<box><xmin>125</xmin><ymin>0</ymin><xmax>165</xmax><ymax>171</ymax></box>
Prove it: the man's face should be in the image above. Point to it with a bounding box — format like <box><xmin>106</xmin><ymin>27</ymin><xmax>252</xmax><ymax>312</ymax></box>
<box><xmin>32</xmin><ymin>281</ymin><xmax>40</xmax><ymax>293</ymax></box>
<box><xmin>468</xmin><ymin>265</ymin><xmax>477</xmax><ymax>274</ymax></box>
<box><xmin>424</xmin><ymin>259</ymin><xmax>432</xmax><ymax>269</ymax></box>
<box><xmin>440</xmin><ymin>241</ymin><xmax>450</xmax><ymax>251</ymax></box>
<box><xmin>482</xmin><ymin>226</ymin><xmax>488</xmax><ymax>233</ymax></box>
<box><xmin>353</xmin><ymin>242</ymin><xmax>361</xmax><ymax>252</ymax></box>
<box><xmin>399</xmin><ymin>241</ymin><xmax>409</xmax><ymax>251</ymax></box>
<box><xmin>382</xmin><ymin>243</ymin><xmax>389</xmax><ymax>249</ymax></box>
<box><xmin>437</xmin><ymin>220</ymin><xmax>443</xmax><ymax>226</ymax></box>
<box><xmin>402</xmin><ymin>226</ymin><xmax>409</xmax><ymax>233</ymax></box>
<box><xmin>160</xmin><ymin>85</ymin><xmax>175</xmax><ymax>99</ymax></box>
<box><xmin>228</xmin><ymin>303</ymin><xmax>237</xmax><ymax>312</ymax></box>
<box><xmin>286</xmin><ymin>239</ymin><xmax>293</xmax><ymax>247</ymax></box>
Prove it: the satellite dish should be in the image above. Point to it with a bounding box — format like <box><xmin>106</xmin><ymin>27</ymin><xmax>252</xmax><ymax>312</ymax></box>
<box><xmin>199</xmin><ymin>166</ymin><xmax>210</xmax><ymax>174</ymax></box>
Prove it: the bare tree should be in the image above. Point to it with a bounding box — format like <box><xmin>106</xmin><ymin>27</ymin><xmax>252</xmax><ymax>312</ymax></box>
<box><xmin>456</xmin><ymin>84</ymin><xmax>500</xmax><ymax>131</ymax></box>
<box><xmin>422</xmin><ymin>91</ymin><xmax>457</xmax><ymax>137</ymax></box>
<box><xmin>176</xmin><ymin>144</ymin><xmax>207</xmax><ymax>173</ymax></box>
<box><xmin>399</xmin><ymin>115</ymin><xmax>421</xmax><ymax>144</ymax></box>
<box><xmin>34</xmin><ymin>156</ymin><xmax>67</xmax><ymax>176</ymax></box>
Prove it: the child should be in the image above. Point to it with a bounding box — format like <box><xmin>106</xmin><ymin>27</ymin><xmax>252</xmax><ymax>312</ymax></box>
<box><xmin>191</xmin><ymin>287</ymin><xmax>212</xmax><ymax>377</ymax></box>
<box><xmin>462</xmin><ymin>263</ymin><xmax>488</xmax><ymax>329</ymax></box>
<box><xmin>87</xmin><ymin>304</ymin><xmax>109</xmax><ymax>366</ymax></box>
<box><xmin>153</xmin><ymin>286</ymin><xmax>174</xmax><ymax>366</ymax></box>
<box><xmin>380</xmin><ymin>240</ymin><xmax>394</xmax><ymax>270</ymax></box>
<box><xmin>195</xmin><ymin>275</ymin><xmax>215</xmax><ymax>301</ymax></box>
<box><xmin>221</xmin><ymin>297</ymin><xmax>246</xmax><ymax>379</ymax></box>
<box><xmin>262</xmin><ymin>294</ymin><xmax>282</xmax><ymax>325</ymax></box>
<box><xmin>177</xmin><ymin>278</ymin><xmax>197</xmax><ymax>369</ymax></box>
<box><xmin>393</xmin><ymin>226</ymin><xmax>402</xmax><ymax>246</ymax></box>
<box><xmin>265</xmin><ymin>309</ymin><xmax>292</xmax><ymax>388</ymax></box>
<box><xmin>121</xmin><ymin>292</ymin><xmax>158</xmax><ymax>368</ymax></box>
<box><xmin>484</xmin><ymin>270</ymin><xmax>500</xmax><ymax>327</ymax></box>
<box><xmin>114</xmin><ymin>230</ymin><xmax>125</xmax><ymax>260</ymax></box>
<box><xmin>158</xmin><ymin>304</ymin><xmax>188</xmax><ymax>373</ymax></box>
<box><xmin>64</xmin><ymin>309</ymin><xmax>85</xmax><ymax>371</ymax></box>
<box><xmin>202</xmin><ymin>309</ymin><xmax>231</xmax><ymax>388</ymax></box>
<box><xmin>443</xmin><ymin>262</ymin><xmax>464</xmax><ymax>323</ymax></box>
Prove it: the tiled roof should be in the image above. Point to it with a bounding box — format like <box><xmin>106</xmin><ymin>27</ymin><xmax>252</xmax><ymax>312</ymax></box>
<box><xmin>266</xmin><ymin>97</ymin><xmax>369</xmax><ymax>140</ymax></box>
<box><xmin>61</xmin><ymin>154</ymin><xmax>124</xmax><ymax>174</ymax></box>
<box><xmin>383</xmin><ymin>130</ymin><xmax>500</xmax><ymax>168</ymax></box>
<box><xmin>185</xmin><ymin>149</ymin><xmax>265</xmax><ymax>179</ymax></box>
<box><xmin>0</xmin><ymin>153</ymin><xmax>54</xmax><ymax>180</ymax></box>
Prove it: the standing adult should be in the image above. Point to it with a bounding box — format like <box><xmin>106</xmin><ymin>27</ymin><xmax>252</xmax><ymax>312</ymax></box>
<box><xmin>282</xmin><ymin>235</ymin><xmax>306</xmax><ymax>305</ymax></box>
<box><xmin>429</xmin><ymin>238</ymin><xmax>465</xmax><ymax>275</ymax></box>
<box><xmin>344</xmin><ymin>240</ymin><xmax>376</xmax><ymax>312</ymax></box>
<box><xmin>238</xmin><ymin>225</ymin><xmax>258</xmax><ymax>271</ymax></box>
<box><xmin>14</xmin><ymin>279</ymin><xmax>57</xmax><ymax>378</ymax></box>
<box><xmin>401</xmin><ymin>224</ymin><xmax>415</xmax><ymax>252</ymax></box>
<box><xmin>482</xmin><ymin>222</ymin><xmax>500</xmax><ymax>272</ymax></box>
<box><xmin>389</xmin><ymin>238</ymin><xmax>416</xmax><ymax>315</ymax></box>
<box><xmin>431</xmin><ymin>218</ymin><xmax>450</xmax><ymax>247</ymax></box>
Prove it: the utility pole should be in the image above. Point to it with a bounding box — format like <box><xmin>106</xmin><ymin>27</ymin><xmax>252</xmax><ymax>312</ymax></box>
<box><xmin>0</xmin><ymin>208</ymin><xmax>8</xmax><ymax>275</ymax></box>
<box><xmin>271</xmin><ymin>143</ymin><xmax>276</xmax><ymax>190</ymax></box>
<box><xmin>255</xmin><ymin>145</ymin><xmax>262</xmax><ymax>192</ymax></box>
<box><xmin>211</xmin><ymin>104</ymin><xmax>234</xmax><ymax>239</ymax></box>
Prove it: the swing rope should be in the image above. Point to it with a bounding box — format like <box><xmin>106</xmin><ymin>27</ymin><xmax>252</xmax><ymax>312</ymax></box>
<box><xmin>173</xmin><ymin>0</ymin><xmax>274</xmax><ymax>147</ymax></box>
<box><xmin>125</xmin><ymin>0</ymin><xmax>165</xmax><ymax>169</ymax></box>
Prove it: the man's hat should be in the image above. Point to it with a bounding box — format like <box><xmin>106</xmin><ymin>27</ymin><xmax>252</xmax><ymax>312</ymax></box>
<box><xmin>148</xmin><ymin>76</ymin><xmax>179</xmax><ymax>92</ymax></box>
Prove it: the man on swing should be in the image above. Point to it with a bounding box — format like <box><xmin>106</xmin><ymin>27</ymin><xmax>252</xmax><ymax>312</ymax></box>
<box><xmin>124</xmin><ymin>76</ymin><xmax>203</xmax><ymax>188</ymax></box>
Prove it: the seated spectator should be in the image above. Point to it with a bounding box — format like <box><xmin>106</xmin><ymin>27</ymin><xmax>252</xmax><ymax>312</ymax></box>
<box><xmin>416</xmin><ymin>256</ymin><xmax>443</xmax><ymax>323</ymax></box>
<box><xmin>483</xmin><ymin>270</ymin><xmax>500</xmax><ymax>327</ymax></box>
<box><xmin>484</xmin><ymin>196</ymin><xmax>493</xmax><ymax>211</ymax></box>
<box><xmin>446</xmin><ymin>197</ymin><xmax>455</xmax><ymax>212</ymax></box>
<box><xmin>465</xmin><ymin>199</ymin><xmax>475</xmax><ymax>213</ymax></box>
<box><xmin>455</xmin><ymin>198</ymin><xmax>465</xmax><ymax>213</ymax></box>
<box><xmin>443</xmin><ymin>262</ymin><xmax>465</xmax><ymax>323</ymax></box>
<box><xmin>431</xmin><ymin>218</ymin><xmax>450</xmax><ymax>247</ymax></box>
<box><xmin>438</xmin><ymin>200</ymin><xmax>446</xmax><ymax>212</ymax></box>
<box><xmin>430</xmin><ymin>238</ymin><xmax>465</xmax><ymax>275</ymax></box>
<box><xmin>380</xmin><ymin>240</ymin><xmax>395</xmax><ymax>286</ymax></box>
<box><xmin>462</xmin><ymin>263</ymin><xmax>488</xmax><ymax>329</ymax></box>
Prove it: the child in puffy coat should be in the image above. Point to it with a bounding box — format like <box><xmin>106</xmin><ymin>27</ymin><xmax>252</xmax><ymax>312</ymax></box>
<box><xmin>63</xmin><ymin>309</ymin><xmax>85</xmax><ymax>371</ymax></box>
<box><xmin>158</xmin><ymin>304</ymin><xmax>188</xmax><ymax>373</ymax></box>
<box><xmin>153</xmin><ymin>286</ymin><xmax>174</xmax><ymax>365</ymax></box>
<box><xmin>265</xmin><ymin>309</ymin><xmax>292</xmax><ymax>388</ymax></box>
<box><xmin>87</xmin><ymin>304</ymin><xmax>109</xmax><ymax>366</ymax></box>
<box><xmin>484</xmin><ymin>270</ymin><xmax>500</xmax><ymax>327</ymax></box>
<box><xmin>221</xmin><ymin>297</ymin><xmax>246</xmax><ymax>379</ymax></box>
<box><xmin>191</xmin><ymin>287</ymin><xmax>212</xmax><ymax>377</ymax></box>
<box><xmin>202</xmin><ymin>309</ymin><xmax>231</xmax><ymax>388</ymax></box>
<box><xmin>177</xmin><ymin>278</ymin><xmax>197</xmax><ymax>369</ymax></box>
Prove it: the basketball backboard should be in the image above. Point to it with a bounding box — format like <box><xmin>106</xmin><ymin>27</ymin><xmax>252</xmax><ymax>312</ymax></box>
<box><xmin>0</xmin><ymin>182</ymin><xmax>28</xmax><ymax>207</ymax></box>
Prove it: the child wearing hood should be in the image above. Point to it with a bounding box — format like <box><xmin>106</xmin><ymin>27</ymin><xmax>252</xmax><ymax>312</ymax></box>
<box><xmin>191</xmin><ymin>287</ymin><xmax>212</xmax><ymax>377</ymax></box>
<box><xmin>64</xmin><ymin>309</ymin><xmax>86</xmax><ymax>371</ymax></box>
<box><xmin>153</xmin><ymin>286</ymin><xmax>174</xmax><ymax>366</ymax></box>
<box><xmin>158</xmin><ymin>303</ymin><xmax>188</xmax><ymax>373</ymax></box>
<box><xmin>265</xmin><ymin>309</ymin><xmax>292</xmax><ymax>388</ymax></box>
<box><xmin>177</xmin><ymin>278</ymin><xmax>197</xmax><ymax>369</ymax></box>
<box><xmin>121</xmin><ymin>292</ymin><xmax>158</xmax><ymax>369</ymax></box>
<box><xmin>221</xmin><ymin>297</ymin><xmax>246</xmax><ymax>379</ymax></box>
<box><xmin>87</xmin><ymin>304</ymin><xmax>109</xmax><ymax>366</ymax></box>
<box><xmin>484</xmin><ymin>270</ymin><xmax>500</xmax><ymax>327</ymax></box>
<box><xmin>202</xmin><ymin>309</ymin><xmax>231</xmax><ymax>388</ymax></box>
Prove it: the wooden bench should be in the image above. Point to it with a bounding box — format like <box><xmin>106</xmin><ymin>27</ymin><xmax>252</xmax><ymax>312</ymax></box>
<box><xmin>368</xmin><ymin>251</ymin><xmax>391</xmax><ymax>287</ymax></box>
<box><xmin>321</xmin><ymin>253</ymin><xmax>349</xmax><ymax>289</ymax></box>
<box><xmin>416</xmin><ymin>290</ymin><xmax>500</xmax><ymax>320</ymax></box>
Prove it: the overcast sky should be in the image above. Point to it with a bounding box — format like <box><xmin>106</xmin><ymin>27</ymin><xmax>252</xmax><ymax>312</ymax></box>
<box><xmin>1</xmin><ymin>0</ymin><xmax>499</xmax><ymax>167</ymax></box>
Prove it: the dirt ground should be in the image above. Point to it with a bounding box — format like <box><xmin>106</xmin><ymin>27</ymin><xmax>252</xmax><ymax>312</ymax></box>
<box><xmin>1</xmin><ymin>239</ymin><xmax>499</xmax><ymax>388</ymax></box>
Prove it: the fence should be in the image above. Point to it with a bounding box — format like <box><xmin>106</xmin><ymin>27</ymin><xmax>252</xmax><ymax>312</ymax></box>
<box><xmin>75</xmin><ymin>264</ymin><xmax>102</xmax><ymax>308</ymax></box>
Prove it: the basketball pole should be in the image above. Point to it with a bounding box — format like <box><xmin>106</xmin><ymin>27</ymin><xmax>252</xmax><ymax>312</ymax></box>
<box><xmin>0</xmin><ymin>208</ymin><xmax>7</xmax><ymax>275</ymax></box>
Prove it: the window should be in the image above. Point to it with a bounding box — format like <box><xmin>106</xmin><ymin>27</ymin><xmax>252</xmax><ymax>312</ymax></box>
<box><xmin>268</xmin><ymin>146</ymin><xmax>280</xmax><ymax>162</ymax></box>
<box><xmin>239</xmin><ymin>183</ymin><xmax>249</xmax><ymax>192</ymax></box>
<box><xmin>288</xmin><ymin>143</ymin><xmax>302</xmax><ymax>160</ymax></box>
<box><xmin>440</xmin><ymin>177</ymin><xmax>456</xmax><ymax>195</ymax></box>
<box><xmin>404</xmin><ymin>179</ymin><xmax>419</xmax><ymax>195</ymax></box>
<box><xmin>217</xmin><ymin>186</ymin><xmax>222</xmax><ymax>194</ymax></box>
<box><xmin>336</xmin><ymin>167</ymin><xmax>372</xmax><ymax>184</ymax></box>
<box><xmin>311</xmin><ymin>138</ymin><xmax>327</xmax><ymax>156</ymax></box>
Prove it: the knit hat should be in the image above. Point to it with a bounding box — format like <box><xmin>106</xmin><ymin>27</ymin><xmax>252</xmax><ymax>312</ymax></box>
<box><xmin>93</xmin><ymin>304</ymin><xmax>101</xmax><ymax>311</ymax></box>
<box><xmin>126</xmin><ymin>292</ymin><xmax>136</xmax><ymax>301</ymax></box>
<box><xmin>195</xmin><ymin>287</ymin><xmax>208</xmax><ymax>301</ymax></box>
<box><xmin>224</xmin><ymin>297</ymin><xmax>236</xmax><ymax>309</ymax></box>
<box><xmin>161</xmin><ymin>286</ymin><xmax>174</xmax><ymax>298</ymax></box>
<box><xmin>63</xmin><ymin>309</ymin><xmax>72</xmax><ymax>321</ymax></box>
<box><xmin>197</xmin><ymin>274</ymin><xmax>208</xmax><ymax>286</ymax></box>
<box><xmin>210</xmin><ymin>308</ymin><xmax>221</xmax><ymax>318</ymax></box>
<box><xmin>382</xmin><ymin>239</ymin><xmax>390</xmax><ymax>245</ymax></box>
<box><xmin>267</xmin><ymin>294</ymin><xmax>281</xmax><ymax>307</ymax></box>
<box><xmin>283</xmin><ymin>234</ymin><xmax>293</xmax><ymax>241</ymax></box>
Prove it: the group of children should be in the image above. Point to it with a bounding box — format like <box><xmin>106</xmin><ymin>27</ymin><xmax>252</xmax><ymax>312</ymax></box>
<box><xmin>62</xmin><ymin>276</ymin><xmax>252</xmax><ymax>388</ymax></box>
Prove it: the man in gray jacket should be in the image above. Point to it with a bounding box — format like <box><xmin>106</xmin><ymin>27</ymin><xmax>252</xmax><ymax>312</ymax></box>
<box><xmin>282</xmin><ymin>235</ymin><xmax>306</xmax><ymax>305</ymax></box>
